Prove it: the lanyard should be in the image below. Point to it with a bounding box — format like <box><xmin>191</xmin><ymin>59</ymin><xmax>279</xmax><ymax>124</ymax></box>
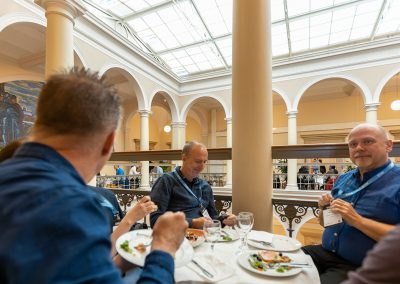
<box><xmin>335</xmin><ymin>161</ymin><xmax>394</xmax><ymax>199</ymax></box>
<box><xmin>172</xmin><ymin>170</ymin><xmax>203</xmax><ymax>207</ymax></box>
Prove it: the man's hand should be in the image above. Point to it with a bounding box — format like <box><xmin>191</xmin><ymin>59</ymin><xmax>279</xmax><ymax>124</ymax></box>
<box><xmin>330</xmin><ymin>199</ymin><xmax>362</xmax><ymax>227</ymax></box>
<box><xmin>223</xmin><ymin>214</ymin><xmax>236</xmax><ymax>226</ymax></box>
<box><xmin>318</xmin><ymin>193</ymin><xmax>333</xmax><ymax>208</ymax></box>
<box><xmin>191</xmin><ymin>217</ymin><xmax>211</xmax><ymax>229</ymax></box>
<box><xmin>125</xmin><ymin>196</ymin><xmax>157</xmax><ymax>224</ymax></box>
<box><xmin>151</xmin><ymin>212</ymin><xmax>188</xmax><ymax>257</ymax></box>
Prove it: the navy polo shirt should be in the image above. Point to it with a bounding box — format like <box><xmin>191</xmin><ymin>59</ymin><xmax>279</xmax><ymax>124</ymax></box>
<box><xmin>322</xmin><ymin>160</ymin><xmax>400</xmax><ymax>266</ymax></box>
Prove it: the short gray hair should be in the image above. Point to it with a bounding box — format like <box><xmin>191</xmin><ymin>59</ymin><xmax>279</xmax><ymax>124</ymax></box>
<box><xmin>182</xmin><ymin>141</ymin><xmax>206</xmax><ymax>156</ymax></box>
<box><xmin>34</xmin><ymin>67</ymin><xmax>121</xmax><ymax>136</ymax></box>
<box><xmin>349</xmin><ymin>123</ymin><xmax>389</xmax><ymax>140</ymax></box>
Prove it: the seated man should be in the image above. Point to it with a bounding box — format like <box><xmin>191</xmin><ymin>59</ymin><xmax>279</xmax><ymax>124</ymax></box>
<box><xmin>150</xmin><ymin>141</ymin><xmax>236</xmax><ymax>229</ymax></box>
<box><xmin>302</xmin><ymin>123</ymin><xmax>400</xmax><ymax>284</ymax></box>
<box><xmin>0</xmin><ymin>68</ymin><xmax>187</xmax><ymax>284</ymax></box>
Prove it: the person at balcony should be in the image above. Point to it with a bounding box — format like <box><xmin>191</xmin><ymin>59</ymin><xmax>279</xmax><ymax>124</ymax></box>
<box><xmin>114</xmin><ymin>164</ymin><xmax>125</xmax><ymax>175</ymax></box>
<box><xmin>0</xmin><ymin>68</ymin><xmax>187</xmax><ymax>284</ymax></box>
<box><xmin>129</xmin><ymin>162</ymin><xmax>140</xmax><ymax>175</ymax></box>
<box><xmin>149</xmin><ymin>141</ymin><xmax>236</xmax><ymax>229</ymax></box>
<box><xmin>302</xmin><ymin>123</ymin><xmax>400</xmax><ymax>284</ymax></box>
<box><xmin>151</xmin><ymin>165</ymin><xmax>164</xmax><ymax>174</ymax></box>
<box><xmin>341</xmin><ymin>225</ymin><xmax>400</xmax><ymax>284</ymax></box>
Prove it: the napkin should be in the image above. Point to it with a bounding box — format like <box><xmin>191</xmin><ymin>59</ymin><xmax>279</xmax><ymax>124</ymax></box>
<box><xmin>247</xmin><ymin>230</ymin><xmax>273</xmax><ymax>243</ymax></box>
<box><xmin>187</xmin><ymin>254</ymin><xmax>234</xmax><ymax>282</ymax></box>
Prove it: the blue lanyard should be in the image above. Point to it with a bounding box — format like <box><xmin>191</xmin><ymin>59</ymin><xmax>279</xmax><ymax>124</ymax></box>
<box><xmin>172</xmin><ymin>170</ymin><xmax>203</xmax><ymax>207</ymax></box>
<box><xmin>335</xmin><ymin>161</ymin><xmax>394</xmax><ymax>199</ymax></box>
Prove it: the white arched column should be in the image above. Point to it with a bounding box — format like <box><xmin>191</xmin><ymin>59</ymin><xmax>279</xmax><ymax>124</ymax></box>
<box><xmin>365</xmin><ymin>103</ymin><xmax>380</xmax><ymax>124</ymax></box>
<box><xmin>232</xmin><ymin>0</ymin><xmax>272</xmax><ymax>231</ymax></box>
<box><xmin>139</xmin><ymin>110</ymin><xmax>151</xmax><ymax>190</ymax></box>
<box><xmin>225</xmin><ymin>117</ymin><xmax>232</xmax><ymax>188</ymax></box>
<box><xmin>286</xmin><ymin>111</ymin><xmax>298</xmax><ymax>190</ymax></box>
<box><xmin>35</xmin><ymin>0</ymin><xmax>85</xmax><ymax>78</ymax></box>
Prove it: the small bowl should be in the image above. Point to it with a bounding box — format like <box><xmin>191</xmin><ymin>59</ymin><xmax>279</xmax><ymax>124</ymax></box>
<box><xmin>186</xmin><ymin>228</ymin><xmax>205</xmax><ymax>247</ymax></box>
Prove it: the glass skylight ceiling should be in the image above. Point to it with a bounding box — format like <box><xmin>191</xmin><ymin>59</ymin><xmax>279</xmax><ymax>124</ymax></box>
<box><xmin>84</xmin><ymin>0</ymin><xmax>400</xmax><ymax>79</ymax></box>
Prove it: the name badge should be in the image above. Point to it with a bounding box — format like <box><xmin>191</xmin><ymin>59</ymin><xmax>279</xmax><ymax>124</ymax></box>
<box><xmin>323</xmin><ymin>208</ymin><xmax>343</xmax><ymax>227</ymax></box>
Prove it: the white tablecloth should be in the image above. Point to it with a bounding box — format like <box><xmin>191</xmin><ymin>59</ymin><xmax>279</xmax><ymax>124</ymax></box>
<box><xmin>175</xmin><ymin>232</ymin><xmax>320</xmax><ymax>284</ymax></box>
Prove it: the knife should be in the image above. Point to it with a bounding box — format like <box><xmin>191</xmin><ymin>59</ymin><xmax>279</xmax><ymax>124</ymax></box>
<box><xmin>278</xmin><ymin>263</ymin><xmax>312</xmax><ymax>268</ymax></box>
<box><xmin>192</xmin><ymin>260</ymin><xmax>214</xmax><ymax>278</ymax></box>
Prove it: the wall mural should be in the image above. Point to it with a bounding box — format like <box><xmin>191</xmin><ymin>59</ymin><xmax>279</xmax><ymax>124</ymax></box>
<box><xmin>0</xmin><ymin>81</ymin><xmax>43</xmax><ymax>147</ymax></box>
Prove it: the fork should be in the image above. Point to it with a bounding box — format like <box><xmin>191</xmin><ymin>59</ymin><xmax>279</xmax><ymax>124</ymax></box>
<box><xmin>248</xmin><ymin>239</ymin><xmax>274</xmax><ymax>248</ymax></box>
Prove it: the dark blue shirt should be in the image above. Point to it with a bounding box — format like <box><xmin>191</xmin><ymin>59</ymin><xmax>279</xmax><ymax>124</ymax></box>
<box><xmin>322</xmin><ymin>161</ymin><xmax>400</xmax><ymax>266</ymax></box>
<box><xmin>0</xmin><ymin>142</ymin><xmax>174</xmax><ymax>284</ymax></box>
<box><xmin>150</xmin><ymin>167</ymin><xmax>220</xmax><ymax>228</ymax></box>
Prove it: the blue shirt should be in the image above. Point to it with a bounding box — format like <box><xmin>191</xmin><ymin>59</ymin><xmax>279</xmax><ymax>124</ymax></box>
<box><xmin>150</xmin><ymin>167</ymin><xmax>220</xmax><ymax>228</ymax></box>
<box><xmin>0</xmin><ymin>142</ymin><xmax>174</xmax><ymax>284</ymax></box>
<box><xmin>116</xmin><ymin>167</ymin><xmax>125</xmax><ymax>175</ymax></box>
<box><xmin>322</xmin><ymin>161</ymin><xmax>400</xmax><ymax>266</ymax></box>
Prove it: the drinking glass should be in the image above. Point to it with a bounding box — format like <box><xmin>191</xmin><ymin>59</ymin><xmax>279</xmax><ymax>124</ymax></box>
<box><xmin>203</xmin><ymin>219</ymin><xmax>221</xmax><ymax>255</ymax></box>
<box><xmin>235</xmin><ymin>212</ymin><xmax>254</xmax><ymax>254</ymax></box>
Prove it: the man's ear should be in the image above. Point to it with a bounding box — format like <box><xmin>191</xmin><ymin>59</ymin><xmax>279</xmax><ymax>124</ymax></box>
<box><xmin>386</xmin><ymin>139</ymin><xmax>393</xmax><ymax>153</ymax></box>
<box><xmin>102</xmin><ymin>131</ymin><xmax>116</xmax><ymax>156</ymax></box>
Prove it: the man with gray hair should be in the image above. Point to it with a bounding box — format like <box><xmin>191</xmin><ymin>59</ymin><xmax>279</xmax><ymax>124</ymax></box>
<box><xmin>150</xmin><ymin>141</ymin><xmax>236</xmax><ymax>229</ymax></box>
<box><xmin>302</xmin><ymin>123</ymin><xmax>400</xmax><ymax>284</ymax></box>
<box><xmin>0</xmin><ymin>68</ymin><xmax>187</xmax><ymax>284</ymax></box>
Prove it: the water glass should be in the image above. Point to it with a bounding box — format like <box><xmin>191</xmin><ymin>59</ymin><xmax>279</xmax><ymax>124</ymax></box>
<box><xmin>236</xmin><ymin>212</ymin><xmax>254</xmax><ymax>254</ymax></box>
<box><xmin>203</xmin><ymin>219</ymin><xmax>221</xmax><ymax>254</ymax></box>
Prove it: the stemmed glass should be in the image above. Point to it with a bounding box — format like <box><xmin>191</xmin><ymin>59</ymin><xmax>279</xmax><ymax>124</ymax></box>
<box><xmin>203</xmin><ymin>219</ymin><xmax>221</xmax><ymax>256</ymax></box>
<box><xmin>235</xmin><ymin>212</ymin><xmax>254</xmax><ymax>254</ymax></box>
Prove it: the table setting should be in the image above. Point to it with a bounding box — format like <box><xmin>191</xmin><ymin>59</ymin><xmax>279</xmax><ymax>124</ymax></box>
<box><xmin>115</xmin><ymin>212</ymin><xmax>320</xmax><ymax>283</ymax></box>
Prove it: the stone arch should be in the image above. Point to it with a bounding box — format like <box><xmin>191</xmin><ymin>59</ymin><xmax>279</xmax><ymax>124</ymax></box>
<box><xmin>0</xmin><ymin>12</ymin><xmax>46</xmax><ymax>32</ymax></box>
<box><xmin>98</xmin><ymin>64</ymin><xmax>145</xmax><ymax>109</ymax></box>
<box><xmin>293</xmin><ymin>74</ymin><xmax>371</xmax><ymax>111</ymax></box>
<box><xmin>148</xmin><ymin>90</ymin><xmax>179</xmax><ymax>122</ymax></box>
<box><xmin>180</xmin><ymin>94</ymin><xmax>229</xmax><ymax>122</ymax></box>
<box><xmin>374</xmin><ymin>67</ymin><xmax>400</xmax><ymax>102</ymax></box>
<box><xmin>272</xmin><ymin>87</ymin><xmax>291</xmax><ymax>111</ymax></box>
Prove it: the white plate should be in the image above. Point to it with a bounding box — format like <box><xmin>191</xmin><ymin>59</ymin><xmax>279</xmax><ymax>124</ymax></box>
<box><xmin>247</xmin><ymin>235</ymin><xmax>301</xmax><ymax>252</ymax></box>
<box><xmin>237</xmin><ymin>252</ymin><xmax>303</xmax><ymax>277</ymax></box>
<box><xmin>218</xmin><ymin>228</ymin><xmax>239</xmax><ymax>242</ymax></box>
<box><xmin>116</xmin><ymin>229</ymin><xmax>194</xmax><ymax>267</ymax></box>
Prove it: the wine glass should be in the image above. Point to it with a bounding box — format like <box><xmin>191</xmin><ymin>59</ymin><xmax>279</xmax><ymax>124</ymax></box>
<box><xmin>203</xmin><ymin>219</ymin><xmax>221</xmax><ymax>255</ymax></box>
<box><xmin>235</xmin><ymin>212</ymin><xmax>254</xmax><ymax>254</ymax></box>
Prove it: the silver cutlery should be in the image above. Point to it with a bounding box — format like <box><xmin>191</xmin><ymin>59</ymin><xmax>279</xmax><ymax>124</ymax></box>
<box><xmin>248</xmin><ymin>239</ymin><xmax>274</xmax><ymax>248</ymax></box>
<box><xmin>278</xmin><ymin>263</ymin><xmax>312</xmax><ymax>268</ymax></box>
<box><xmin>192</xmin><ymin>260</ymin><xmax>214</xmax><ymax>278</ymax></box>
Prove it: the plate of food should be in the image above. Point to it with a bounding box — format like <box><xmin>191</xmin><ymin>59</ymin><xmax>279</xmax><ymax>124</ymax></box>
<box><xmin>186</xmin><ymin>228</ymin><xmax>205</xmax><ymax>247</ymax></box>
<box><xmin>247</xmin><ymin>233</ymin><xmax>301</xmax><ymax>252</ymax></box>
<box><xmin>218</xmin><ymin>228</ymin><xmax>239</xmax><ymax>242</ymax></box>
<box><xmin>116</xmin><ymin>229</ymin><xmax>194</xmax><ymax>267</ymax></box>
<box><xmin>237</xmin><ymin>250</ymin><xmax>305</xmax><ymax>277</ymax></box>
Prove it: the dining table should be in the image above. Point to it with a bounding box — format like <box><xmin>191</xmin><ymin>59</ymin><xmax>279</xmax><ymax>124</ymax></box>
<box><xmin>174</xmin><ymin>230</ymin><xmax>321</xmax><ymax>284</ymax></box>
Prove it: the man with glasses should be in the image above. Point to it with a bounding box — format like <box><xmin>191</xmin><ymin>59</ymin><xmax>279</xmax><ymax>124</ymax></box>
<box><xmin>302</xmin><ymin>123</ymin><xmax>400</xmax><ymax>284</ymax></box>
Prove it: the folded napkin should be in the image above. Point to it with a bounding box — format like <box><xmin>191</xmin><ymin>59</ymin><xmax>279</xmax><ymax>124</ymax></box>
<box><xmin>187</xmin><ymin>254</ymin><xmax>234</xmax><ymax>282</ymax></box>
<box><xmin>247</xmin><ymin>230</ymin><xmax>273</xmax><ymax>243</ymax></box>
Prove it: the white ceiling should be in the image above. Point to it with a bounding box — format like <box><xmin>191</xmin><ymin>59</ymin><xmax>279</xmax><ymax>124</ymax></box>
<box><xmin>84</xmin><ymin>0</ymin><xmax>400</xmax><ymax>80</ymax></box>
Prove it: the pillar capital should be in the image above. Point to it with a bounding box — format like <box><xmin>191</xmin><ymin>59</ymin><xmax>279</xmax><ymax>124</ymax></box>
<box><xmin>35</xmin><ymin>0</ymin><xmax>86</xmax><ymax>23</ymax></box>
<box><xmin>286</xmin><ymin>110</ymin><xmax>298</xmax><ymax>119</ymax></box>
<box><xmin>138</xmin><ymin>109</ymin><xmax>152</xmax><ymax>117</ymax></box>
<box><xmin>225</xmin><ymin>116</ymin><xmax>232</xmax><ymax>124</ymax></box>
<box><xmin>171</xmin><ymin>121</ymin><xmax>186</xmax><ymax>128</ymax></box>
<box><xmin>364</xmin><ymin>102</ymin><xmax>380</xmax><ymax>112</ymax></box>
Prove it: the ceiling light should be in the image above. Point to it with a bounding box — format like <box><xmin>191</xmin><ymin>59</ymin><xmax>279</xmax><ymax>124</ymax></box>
<box><xmin>164</xmin><ymin>125</ymin><xmax>171</xmax><ymax>133</ymax></box>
